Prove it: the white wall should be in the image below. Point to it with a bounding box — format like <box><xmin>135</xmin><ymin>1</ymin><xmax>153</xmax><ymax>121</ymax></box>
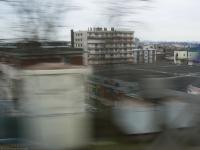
<box><xmin>0</xmin><ymin>64</ymin><xmax>92</xmax><ymax>149</ymax></box>
<box><xmin>174</xmin><ymin>51</ymin><xmax>188</xmax><ymax>64</ymax></box>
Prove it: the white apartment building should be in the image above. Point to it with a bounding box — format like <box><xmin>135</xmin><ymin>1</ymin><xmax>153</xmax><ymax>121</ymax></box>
<box><xmin>72</xmin><ymin>27</ymin><xmax>135</xmax><ymax>65</ymax></box>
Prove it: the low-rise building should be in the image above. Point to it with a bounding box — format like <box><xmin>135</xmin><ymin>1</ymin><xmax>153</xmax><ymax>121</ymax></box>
<box><xmin>133</xmin><ymin>49</ymin><xmax>156</xmax><ymax>64</ymax></box>
<box><xmin>174</xmin><ymin>50</ymin><xmax>188</xmax><ymax>64</ymax></box>
<box><xmin>0</xmin><ymin>42</ymin><xmax>84</xmax><ymax>67</ymax></box>
<box><xmin>174</xmin><ymin>48</ymin><xmax>200</xmax><ymax>65</ymax></box>
<box><xmin>188</xmin><ymin>48</ymin><xmax>200</xmax><ymax>65</ymax></box>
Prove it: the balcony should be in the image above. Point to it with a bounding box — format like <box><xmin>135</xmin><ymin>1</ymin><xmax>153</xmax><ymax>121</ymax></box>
<box><xmin>88</xmin><ymin>50</ymin><xmax>134</xmax><ymax>55</ymax></box>
<box><xmin>87</xmin><ymin>35</ymin><xmax>133</xmax><ymax>40</ymax></box>
<box><xmin>88</xmin><ymin>55</ymin><xmax>133</xmax><ymax>60</ymax></box>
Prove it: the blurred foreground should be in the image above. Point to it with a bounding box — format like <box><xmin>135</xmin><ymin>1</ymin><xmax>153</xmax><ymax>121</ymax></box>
<box><xmin>1</xmin><ymin>0</ymin><xmax>200</xmax><ymax>149</ymax></box>
<box><xmin>1</xmin><ymin>56</ymin><xmax>200</xmax><ymax>149</ymax></box>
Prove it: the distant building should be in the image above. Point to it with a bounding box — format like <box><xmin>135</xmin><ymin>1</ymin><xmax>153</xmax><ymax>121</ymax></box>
<box><xmin>0</xmin><ymin>42</ymin><xmax>83</xmax><ymax>67</ymax></box>
<box><xmin>188</xmin><ymin>49</ymin><xmax>200</xmax><ymax>65</ymax></box>
<box><xmin>134</xmin><ymin>37</ymin><xmax>140</xmax><ymax>48</ymax></box>
<box><xmin>142</xmin><ymin>44</ymin><xmax>155</xmax><ymax>50</ymax></box>
<box><xmin>41</xmin><ymin>41</ymin><xmax>71</xmax><ymax>48</ymax></box>
<box><xmin>174</xmin><ymin>48</ymin><xmax>200</xmax><ymax>65</ymax></box>
<box><xmin>174</xmin><ymin>50</ymin><xmax>188</xmax><ymax>64</ymax></box>
<box><xmin>133</xmin><ymin>49</ymin><xmax>156</xmax><ymax>64</ymax></box>
<box><xmin>0</xmin><ymin>42</ymin><xmax>84</xmax><ymax>100</ymax></box>
<box><xmin>0</xmin><ymin>41</ymin><xmax>71</xmax><ymax>48</ymax></box>
<box><xmin>71</xmin><ymin>27</ymin><xmax>135</xmax><ymax>65</ymax></box>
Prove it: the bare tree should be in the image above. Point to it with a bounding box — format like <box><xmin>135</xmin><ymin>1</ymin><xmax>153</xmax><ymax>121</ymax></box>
<box><xmin>98</xmin><ymin>0</ymin><xmax>152</xmax><ymax>28</ymax></box>
<box><xmin>92</xmin><ymin>0</ymin><xmax>152</xmax><ymax>68</ymax></box>
<box><xmin>0</xmin><ymin>0</ymin><xmax>152</xmax><ymax>42</ymax></box>
<box><xmin>0</xmin><ymin>0</ymin><xmax>80</xmax><ymax>41</ymax></box>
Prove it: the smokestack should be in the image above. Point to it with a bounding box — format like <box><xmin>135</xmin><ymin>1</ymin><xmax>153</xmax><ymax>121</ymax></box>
<box><xmin>71</xmin><ymin>29</ymin><xmax>74</xmax><ymax>48</ymax></box>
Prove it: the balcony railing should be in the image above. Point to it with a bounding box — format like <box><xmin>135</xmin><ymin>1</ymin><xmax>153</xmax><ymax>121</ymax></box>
<box><xmin>89</xmin><ymin>51</ymin><xmax>134</xmax><ymax>54</ymax></box>
<box><xmin>88</xmin><ymin>55</ymin><xmax>134</xmax><ymax>60</ymax></box>
<box><xmin>87</xmin><ymin>35</ymin><xmax>133</xmax><ymax>40</ymax></box>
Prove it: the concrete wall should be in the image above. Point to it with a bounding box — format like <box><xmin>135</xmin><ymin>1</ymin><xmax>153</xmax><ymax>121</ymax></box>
<box><xmin>0</xmin><ymin>64</ymin><xmax>92</xmax><ymax>149</ymax></box>
<box><xmin>174</xmin><ymin>51</ymin><xmax>188</xmax><ymax>64</ymax></box>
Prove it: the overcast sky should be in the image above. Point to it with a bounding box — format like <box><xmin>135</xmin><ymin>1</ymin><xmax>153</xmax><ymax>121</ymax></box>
<box><xmin>0</xmin><ymin>0</ymin><xmax>200</xmax><ymax>41</ymax></box>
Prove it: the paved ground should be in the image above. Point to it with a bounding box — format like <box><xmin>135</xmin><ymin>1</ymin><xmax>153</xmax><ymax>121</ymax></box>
<box><xmin>93</xmin><ymin>63</ymin><xmax>200</xmax><ymax>92</ymax></box>
<box><xmin>94</xmin><ymin>63</ymin><xmax>200</xmax><ymax>77</ymax></box>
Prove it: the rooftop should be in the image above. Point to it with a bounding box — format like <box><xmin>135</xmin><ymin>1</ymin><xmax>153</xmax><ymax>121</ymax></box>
<box><xmin>93</xmin><ymin>63</ymin><xmax>200</xmax><ymax>92</ymax></box>
<box><xmin>0</xmin><ymin>47</ymin><xmax>83</xmax><ymax>59</ymax></box>
<box><xmin>22</xmin><ymin>62</ymin><xmax>86</xmax><ymax>70</ymax></box>
<box><xmin>75</xmin><ymin>27</ymin><xmax>134</xmax><ymax>33</ymax></box>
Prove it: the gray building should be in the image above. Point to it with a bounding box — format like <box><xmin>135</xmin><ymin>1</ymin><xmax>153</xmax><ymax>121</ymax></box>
<box><xmin>133</xmin><ymin>49</ymin><xmax>157</xmax><ymax>64</ymax></box>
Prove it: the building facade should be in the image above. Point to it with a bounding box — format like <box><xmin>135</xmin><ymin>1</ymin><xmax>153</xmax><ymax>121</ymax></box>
<box><xmin>188</xmin><ymin>51</ymin><xmax>199</xmax><ymax>65</ymax></box>
<box><xmin>174</xmin><ymin>50</ymin><xmax>188</xmax><ymax>64</ymax></box>
<box><xmin>133</xmin><ymin>49</ymin><xmax>157</xmax><ymax>64</ymax></box>
<box><xmin>0</xmin><ymin>41</ymin><xmax>91</xmax><ymax>149</ymax></box>
<box><xmin>174</xmin><ymin>49</ymin><xmax>200</xmax><ymax>65</ymax></box>
<box><xmin>72</xmin><ymin>27</ymin><xmax>135</xmax><ymax>65</ymax></box>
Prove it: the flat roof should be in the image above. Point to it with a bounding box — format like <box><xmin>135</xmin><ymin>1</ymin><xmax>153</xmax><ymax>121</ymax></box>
<box><xmin>94</xmin><ymin>63</ymin><xmax>200</xmax><ymax>76</ymax></box>
<box><xmin>22</xmin><ymin>63</ymin><xmax>86</xmax><ymax>70</ymax></box>
<box><xmin>92</xmin><ymin>63</ymin><xmax>200</xmax><ymax>92</ymax></box>
<box><xmin>93</xmin><ymin>63</ymin><xmax>178</xmax><ymax>82</ymax></box>
<box><xmin>0</xmin><ymin>47</ymin><xmax>83</xmax><ymax>59</ymax></box>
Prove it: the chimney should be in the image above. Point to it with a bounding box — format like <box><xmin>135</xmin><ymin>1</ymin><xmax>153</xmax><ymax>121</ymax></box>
<box><xmin>71</xmin><ymin>29</ymin><xmax>74</xmax><ymax>48</ymax></box>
